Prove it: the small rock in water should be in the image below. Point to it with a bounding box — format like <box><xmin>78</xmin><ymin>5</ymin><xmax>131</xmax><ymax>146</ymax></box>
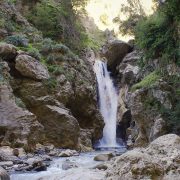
<box><xmin>62</xmin><ymin>159</ymin><xmax>78</xmax><ymax>170</ymax></box>
<box><xmin>93</xmin><ymin>164</ymin><xmax>108</xmax><ymax>170</ymax></box>
<box><xmin>94</xmin><ymin>153</ymin><xmax>114</xmax><ymax>161</ymax></box>
<box><xmin>26</xmin><ymin>157</ymin><xmax>43</xmax><ymax>165</ymax></box>
<box><xmin>0</xmin><ymin>161</ymin><xmax>13</xmax><ymax>167</ymax></box>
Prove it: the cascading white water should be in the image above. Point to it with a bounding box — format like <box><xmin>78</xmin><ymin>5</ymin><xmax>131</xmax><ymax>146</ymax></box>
<box><xmin>94</xmin><ymin>60</ymin><xmax>119</xmax><ymax>147</ymax></box>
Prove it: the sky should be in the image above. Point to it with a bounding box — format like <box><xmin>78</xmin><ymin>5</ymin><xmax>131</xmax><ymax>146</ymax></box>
<box><xmin>85</xmin><ymin>0</ymin><xmax>154</xmax><ymax>41</ymax></box>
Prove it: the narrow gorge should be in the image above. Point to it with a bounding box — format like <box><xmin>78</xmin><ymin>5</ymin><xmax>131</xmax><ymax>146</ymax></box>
<box><xmin>0</xmin><ymin>0</ymin><xmax>179</xmax><ymax>180</ymax></box>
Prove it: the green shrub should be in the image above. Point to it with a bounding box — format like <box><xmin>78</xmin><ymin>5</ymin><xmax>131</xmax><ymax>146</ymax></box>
<box><xmin>27</xmin><ymin>0</ymin><xmax>65</xmax><ymax>39</ymax></box>
<box><xmin>135</xmin><ymin>0</ymin><xmax>179</xmax><ymax>66</ymax></box>
<box><xmin>5</xmin><ymin>35</ymin><xmax>28</xmax><ymax>47</ymax></box>
<box><xmin>27</xmin><ymin>47</ymin><xmax>42</xmax><ymax>60</ymax></box>
<box><xmin>43</xmin><ymin>77</ymin><xmax>57</xmax><ymax>89</ymax></box>
<box><xmin>52</xmin><ymin>44</ymin><xmax>69</xmax><ymax>54</ymax></box>
<box><xmin>40</xmin><ymin>38</ymin><xmax>54</xmax><ymax>55</ymax></box>
<box><xmin>47</xmin><ymin>65</ymin><xmax>65</xmax><ymax>75</ymax></box>
<box><xmin>131</xmin><ymin>71</ymin><xmax>160</xmax><ymax>91</ymax></box>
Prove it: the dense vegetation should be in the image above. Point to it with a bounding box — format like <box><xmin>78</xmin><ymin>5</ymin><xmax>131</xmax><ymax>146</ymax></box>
<box><xmin>118</xmin><ymin>0</ymin><xmax>180</xmax><ymax>133</ymax></box>
<box><xmin>118</xmin><ymin>0</ymin><xmax>179</xmax><ymax>66</ymax></box>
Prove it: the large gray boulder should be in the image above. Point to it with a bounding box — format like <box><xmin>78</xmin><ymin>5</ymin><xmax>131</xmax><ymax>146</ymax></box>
<box><xmin>101</xmin><ymin>40</ymin><xmax>132</xmax><ymax>72</ymax></box>
<box><xmin>15</xmin><ymin>54</ymin><xmax>49</xmax><ymax>80</ymax></box>
<box><xmin>106</xmin><ymin>134</ymin><xmax>180</xmax><ymax>180</ymax></box>
<box><xmin>0</xmin><ymin>62</ymin><xmax>44</xmax><ymax>150</ymax></box>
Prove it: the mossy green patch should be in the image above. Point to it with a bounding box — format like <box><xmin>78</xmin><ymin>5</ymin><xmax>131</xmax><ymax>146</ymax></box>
<box><xmin>131</xmin><ymin>71</ymin><xmax>161</xmax><ymax>91</ymax></box>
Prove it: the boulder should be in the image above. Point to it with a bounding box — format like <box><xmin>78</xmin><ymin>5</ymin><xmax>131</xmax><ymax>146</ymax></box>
<box><xmin>62</xmin><ymin>160</ymin><xmax>78</xmax><ymax>170</ymax></box>
<box><xmin>117</xmin><ymin>50</ymin><xmax>141</xmax><ymax>85</ymax></box>
<box><xmin>29</xmin><ymin>103</ymin><xmax>80</xmax><ymax>149</ymax></box>
<box><xmin>101</xmin><ymin>40</ymin><xmax>132</xmax><ymax>72</ymax></box>
<box><xmin>15</xmin><ymin>54</ymin><xmax>49</xmax><ymax>80</ymax></box>
<box><xmin>93</xmin><ymin>164</ymin><xmax>108</xmax><ymax>170</ymax></box>
<box><xmin>0</xmin><ymin>161</ymin><xmax>13</xmax><ymax>167</ymax></box>
<box><xmin>0</xmin><ymin>166</ymin><xmax>10</xmax><ymax>180</ymax></box>
<box><xmin>106</xmin><ymin>134</ymin><xmax>180</xmax><ymax>180</ymax></box>
<box><xmin>59</xmin><ymin>149</ymin><xmax>79</xmax><ymax>157</ymax></box>
<box><xmin>26</xmin><ymin>156</ymin><xmax>47</xmax><ymax>172</ymax></box>
<box><xmin>94</xmin><ymin>153</ymin><xmax>114</xmax><ymax>161</ymax></box>
<box><xmin>0</xmin><ymin>43</ymin><xmax>17</xmax><ymax>61</ymax></box>
<box><xmin>0</xmin><ymin>83</ymin><xmax>44</xmax><ymax>150</ymax></box>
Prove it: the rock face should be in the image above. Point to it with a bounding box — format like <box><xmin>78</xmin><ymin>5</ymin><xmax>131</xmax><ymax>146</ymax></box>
<box><xmin>100</xmin><ymin>47</ymin><xmax>178</xmax><ymax>148</ymax></box>
<box><xmin>0</xmin><ymin>40</ymin><xmax>103</xmax><ymax>150</ymax></box>
<box><xmin>100</xmin><ymin>40</ymin><xmax>132</xmax><ymax>72</ymax></box>
<box><xmin>127</xmin><ymin>82</ymin><xmax>173</xmax><ymax>147</ymax></box>
<box><xmin>94</xmin><ymin>153</ymin><xmax>114</xmax><ymax>161</ymax></box>
<box><xmin>0</xmin><ymin>61</ymin><xmax>43</xmax><ymax>150</ymax></box>
<box><xmin>0</xmin><ymin>166</ymin><xmax>10</xmax><ymax>180</ymax></box>
<box><xmin>15</xmin><ymin>55</ymin><xmax>50</xmax><ymax>80</ymax></box>
<box><xmin>0</xmin><ymin>43</ymin><xmax>17</xmax><ymax>61</ymax></box>
<box><xmin>106</xmin><ymin>134</ymin><xmax>180</xmax><ymax>180</ymax></box>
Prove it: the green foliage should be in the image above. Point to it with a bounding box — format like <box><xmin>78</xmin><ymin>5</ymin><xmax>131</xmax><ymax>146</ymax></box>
<box><xmin>43</xmin><ymin>77</ymin><xmax>57</xmax><ymax>89</ymax></box>
<box><xmin>135</xmin><ymin>0</ymin><xmax>179</xmax><ymax>66</ymax></box>
<box><xmin>131</xmin><ymin>71</ymin><xmax>160</xmax><ymax>91</ymax></box>
<box><xmin>5</xmin><ymin>35</ymin><xmax>28</xmax><ymax>47</ymax></box>
<box><xmin>114</xmin><ymin>0</ymin><xmax>146</xmax><ymax>35</ymax></box>
<box><xmin>47</xmin><ymin>65</ymin><xmax>65</xmax><ymax>75</ymax></box>
<box><xmin>52</xmin><ymin>44</ymin><xmax>69</xmax><ymax>54</ymax></box>
<box><xmin>27</xmin><ymin>46</ymin><xmax>42</xmax><ymax>60</ymax></box>
<box><xmin>27</xmin><ymin>0</ymin><xmax>65</xmax><ymax>39</ymax></box>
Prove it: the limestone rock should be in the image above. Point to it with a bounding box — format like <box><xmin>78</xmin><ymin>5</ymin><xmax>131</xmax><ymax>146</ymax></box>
<box><xmin>29</xmin><ymin>102</ymin><xmax>80</xmax><ymax>149</ymax></box>
<box><xmin>15</xmin><ymin>55</ymin><xmax>49</xmax><ymax>80</ymax></box>
<box><xmin>117</xmin><ymin>50</ymin><xmax>141</xmax><ymax>85</ymax></box>
<box><xmin>59</xmin><ymin>149</ymin><xmax>79</xmax><ymax>157</ymax></box>
<box><xmin>94</xmin><ymin>153</ymin><xmax>114</xmax><ymax>161</ymax></box>
<box><xmin>93</xmin><ymin>164</ymin><xmax>108</xmax><ymax>170</ymax></box>
<box><xmin>62</xmin><ymin>160</ymin><xmax>78</xmax><ymax>170</ymax></box>
<box><xmin>0</xmin><ymin>166</ymin><xmax>10</xmax><ymax>180</ymax></box>
<box><xmin>106</xmin><ymin>134</ymin><xmax>180</xmax><ymax>180</ymax></box>
<box><xmin>127</xmin><ymin>82</ymin><xmax>173</xmax><ymax>147</ymax></box>
<box><xmin>0</xmin><ymin>43</ymin><xmax>17</xmax><ymax>61</ymax></box>
<box><xmin>0</xmin><ymin>83</ymin><xmax>44</xmax><ymax>149</ymax></box>
<box><xmin>101</xmin><ymin>40</ymin><xmax>132</xmax><ymax>72</ymax></box>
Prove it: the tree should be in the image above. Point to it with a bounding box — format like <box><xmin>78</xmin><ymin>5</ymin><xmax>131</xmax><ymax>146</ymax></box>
<box><xmin>113</xmin><ymin>0</ymin><xmax>146</xmax><ymax>35</ymax></box>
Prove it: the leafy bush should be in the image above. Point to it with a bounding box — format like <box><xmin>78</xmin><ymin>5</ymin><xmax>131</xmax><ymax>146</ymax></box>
<box><xmin>135</xmin><ymin>0</ymin><xmax>179</xmax><ymax>66</ymax></box>
<box><xmin>40</xmin><ymin>38</ymin><xmax>54</xmax><ymax>55</ymax></box>
<box><xmin>27</xmin><ymin>47</ymin><xmax>42</xmax><ymax>60</ymax></box>
<box><xmin>131</xmin><ymin>71</ymin><xmax>160</xmax><ymax>91</ymax></box>
<box><xmin>5</xmin><ymin>35</ymin><xmax>28</xmax><ymax>47</ymax></box>
<box><xmin>47</xmin><ymin>65</ymin><xmax>65</xmax><ymax>75</ymax></box>
<box><xmin>43</xmin><ymin>77</ymin><xmax>57</xmax><ymax>89</ymax></box>
<box><xmin>52</xmin><ymin>44</ymin><xmax>69</xmax><ymax>54</ymax></box>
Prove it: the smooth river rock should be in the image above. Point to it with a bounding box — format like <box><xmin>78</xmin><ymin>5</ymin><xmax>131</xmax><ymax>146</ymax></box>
<box><xmin>94</xmin><ymin>153</ymin><xmax>114</xmax><ymax>161</ymax></box>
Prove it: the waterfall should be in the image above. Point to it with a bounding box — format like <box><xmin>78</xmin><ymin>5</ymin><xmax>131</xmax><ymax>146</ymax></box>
<box><xmin>94</xmin><ymin>60</ymin><xmax>119</xmax><ymax>147</ymax></box>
